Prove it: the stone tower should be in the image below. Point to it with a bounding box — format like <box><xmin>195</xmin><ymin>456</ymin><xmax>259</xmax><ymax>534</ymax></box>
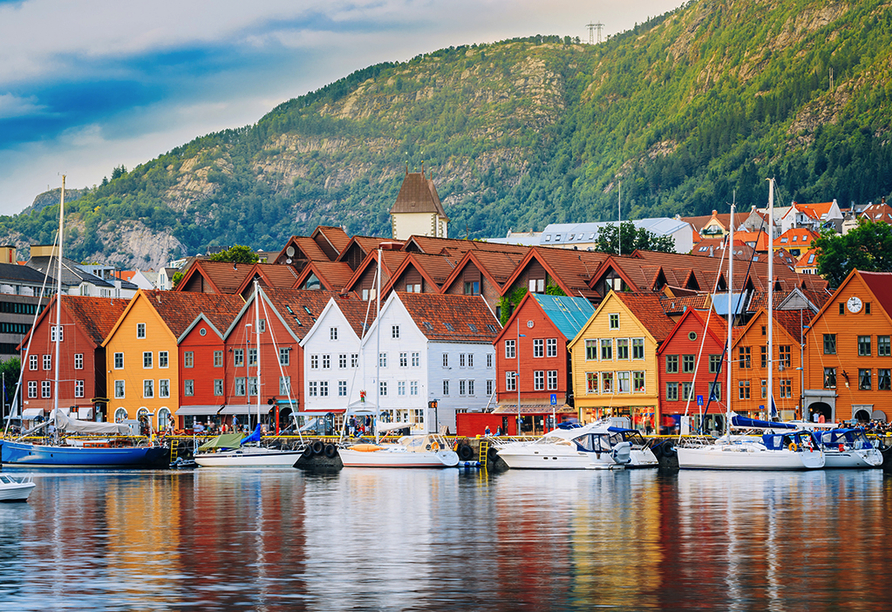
<box><xmin>389</xmin><ymin>166</ymin><xmax>449</xmax><ymax>240</ymax></box>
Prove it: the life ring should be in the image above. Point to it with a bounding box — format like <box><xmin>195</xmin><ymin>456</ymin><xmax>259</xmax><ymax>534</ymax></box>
<box><xmin>431</xmin><ymin>441</ymin><xmax>440</xmax><ymax>451</ymax></box>
<box><xmin>788</xmin><ymin>442</ymin><xmax>798</xmax><ymax>452</ymax></box>
<box><xmin>311</xmin><ymin>441</ymin><xmax>325</xmax><ymax>455</ymax></box>
<box><xmin>458</xmin><ymin>444</ymin><xmax>474</xmax><ymax>461</ymax></box>
<box><xmin>323</xmin><ymin>444</ymin><xmax>337</xmax><ymax>459</ymax></box>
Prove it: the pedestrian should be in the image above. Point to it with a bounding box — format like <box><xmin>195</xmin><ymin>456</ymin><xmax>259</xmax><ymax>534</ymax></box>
<box><xmin>485</xmin><ymin>425</ymin><xmax>492</xmax><ymax>436</ymax></box>
<box><xmin>495</xmin><ymin>426</ymin><xmax>501</xmax><ymax>436</ymax></box>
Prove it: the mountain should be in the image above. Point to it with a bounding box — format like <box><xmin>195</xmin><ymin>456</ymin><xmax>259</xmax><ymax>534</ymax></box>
<box><xmin>3</xmin><ymin>0</ymin><xmax>892</xmax><ymax>269</ymax></box>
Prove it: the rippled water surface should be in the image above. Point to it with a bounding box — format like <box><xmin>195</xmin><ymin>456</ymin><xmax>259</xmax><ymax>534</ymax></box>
<box><xmin>1</xmin><ymin>467</ymin><xmax>891</xmax><ymax>611</ymax></box>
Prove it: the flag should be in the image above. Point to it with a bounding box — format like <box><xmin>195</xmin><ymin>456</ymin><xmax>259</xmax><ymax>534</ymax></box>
<box><xmin>769</xmin><ymin>395</ymin><xmax>779</xmax><ymax>420</ymax></box>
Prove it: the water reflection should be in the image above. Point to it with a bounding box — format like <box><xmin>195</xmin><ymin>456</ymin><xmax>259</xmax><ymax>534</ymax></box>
<box><xmin>0</xmin><ymin>468</ymin><xmax>889</xmax><ymax>611</ymax></box>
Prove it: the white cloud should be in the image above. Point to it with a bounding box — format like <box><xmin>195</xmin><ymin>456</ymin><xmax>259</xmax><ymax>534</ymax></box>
<box><xmin>0</xmin><ymin>93</ymin><xmax>44</xmax><ymax>118</ymax></box>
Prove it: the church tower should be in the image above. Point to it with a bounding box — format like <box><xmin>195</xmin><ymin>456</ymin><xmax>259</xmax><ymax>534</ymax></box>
<box><xmin>389</xmin><ymin>166</ymin><xmax>449</xmax><ymax>240</ymax></box>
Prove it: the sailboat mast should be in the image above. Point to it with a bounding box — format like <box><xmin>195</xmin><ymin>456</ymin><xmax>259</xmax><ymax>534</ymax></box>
<box><xmin>726</xmin><ymin>203</ymin><xmax>734</xmax><ymax>435</ymax></box>
<box><xmin>767</xmin><ymin>179</ymin><xmax>775</xmax><ymax>420</ymax></box>
<box><xmin>53</xmin><ymin>176</ymin><xmax>65</xmax><ymax>427</ymax></box>
<box><xmin>375</xmin><ymin>249</ymin><xmax>382</xmax><ymax>444</ymax></box>
<box><xmin>254</xmin><ymin>281</ymin><xmax>261</xmax><ymax>429</ymax></box>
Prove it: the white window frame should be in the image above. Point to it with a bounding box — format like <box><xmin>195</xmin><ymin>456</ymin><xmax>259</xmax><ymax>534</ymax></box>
<box><xmin>137</xmin><ymin>323</ymin><xmax>146</xmax><ymax>339</ymax></box>
<box><xmin>114</xmin><ymin>380</ymin><xmax>125</xmax><ymax>399</ymax></box>
<box><xmin>74</xmin><ymin>353</ymin><xmax>84</xmax><ymax>370</ymax></box>
<box><xmin>75</xmin><ymin>379</ymin><xmax>84</xmax><ymax>398</ymax></box>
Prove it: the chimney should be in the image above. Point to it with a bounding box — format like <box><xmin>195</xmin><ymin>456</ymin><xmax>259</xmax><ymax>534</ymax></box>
<box><xmin>0</xmin><ymin>245</ymin><xmax>16</xmax><ymax>264</ymax></box>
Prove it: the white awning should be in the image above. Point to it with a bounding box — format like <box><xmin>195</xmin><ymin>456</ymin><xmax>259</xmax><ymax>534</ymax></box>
<box><xmin>176</xmin><ymin>405</ymin><xmax>223</xmax><ymax>416</ymax></box>
<box><xmin>22</xmin><ymin>408</ymin><xmax>44</xmax><ymax>419</ymax></box>
<box><xmin>220</xmin><ymin>404</ymin><xmax>271</xmax><ymax>415</ymax></box>
<box><xmin>77</xmin><ymin>407</ymin><xmax>93</xmax><ymax>420</ymax></box>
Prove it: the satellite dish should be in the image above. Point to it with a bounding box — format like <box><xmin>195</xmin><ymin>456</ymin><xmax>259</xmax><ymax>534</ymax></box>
<box><xmin>286</xmin><ymin>246</ymin><xmax>295</xmax><ymax>257</ymax></box>
<box><xmin>286</xmin><ymin>258</ymin><xmax>292</xmax><ymax>264</ymax></box>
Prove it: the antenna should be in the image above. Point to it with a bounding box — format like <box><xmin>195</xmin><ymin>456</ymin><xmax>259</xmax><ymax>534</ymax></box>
<box><xmin>586</xmin><ymin>21</ymin><xmax>605</xmax><ymax>44</ymax></box>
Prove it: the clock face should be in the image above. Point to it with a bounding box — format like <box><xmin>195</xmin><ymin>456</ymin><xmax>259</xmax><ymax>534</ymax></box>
<box><xmin>847</xmin><ymin>296</ymin><xmax>863</xmax><ymax>313</ymax></box>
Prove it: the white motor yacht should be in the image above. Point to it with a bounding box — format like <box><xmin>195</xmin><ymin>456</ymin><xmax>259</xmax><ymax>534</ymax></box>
<box><xmin>339</xmin><ymin>433</ymin><xmax>458</xmax><ymax>468</ymax></box>
<box><xmin>0</xmin><ymin>474</ymin><xmax>35</xmax><ymax>502</ymax></box>
<box><xmin>495</xmin><ymin>422</ymin><xmax>634</xmax><ymax>470</ymax></box>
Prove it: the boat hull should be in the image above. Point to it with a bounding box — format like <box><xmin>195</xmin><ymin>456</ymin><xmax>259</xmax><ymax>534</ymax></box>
<box><xmin>677</xmin><ymin>445</ymin><xmax>824</xmax><ymax>470</ymax></box>
<box><xmin>1</xmin><ymin>440</ymin><xmax>169</xmax><ymax>469</ymax></box>
<box><xmin>339</xmin><ymin>447</ymin><xmax>458</xmax><ymax>468</ymax></box>
<box><xmin>823</xmin><ymin>449</ymin><xmax>883</xmax><ymax>469</ymax></box>
<box><xmin>0</xmin><ymin>479</ymin><xmax>35</xmax><ymax>502</ymax></box>
<box><xmin>193</xmin><ymin>448</ymin><xmax>305</xmax><ymax>468</ymax></box>
<box><xmin>497</xmin><ymin>446</ymin><xmax>626</xmax><ymax>470</ymax></box>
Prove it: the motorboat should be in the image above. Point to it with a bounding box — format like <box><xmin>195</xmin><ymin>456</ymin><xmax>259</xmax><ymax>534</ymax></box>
<box><xmin>338</xmin><ymin>433</ymin><xmax>459</xmax><ymax>468</ymax></box>
<box><xmin>677</xmin><ymin>430</ymin><xmax>825</xmax><ymax>470</ymax></box>
<box><xmin>495</xmin><ymin>422</ymin><xmax>633</xmax><ymax>470</ymax></box>
<box><xmin>0</xmin><ymin>474</ymin><xmax>35</xmax><ymax>502</ymax></box>
<box><xmin>611</xmin><ymin>427</ymin><xmax>659</xmax><ymax>468</ymax></box>
<box><xmin>813</xmin><ymin>428</ymin><xmax>882</xmax><ymax>469</ymax></box>
<box><xmin>193</xmin><ymin>426</ymin><xmax>306</xmax><ymax>468</ymax></box>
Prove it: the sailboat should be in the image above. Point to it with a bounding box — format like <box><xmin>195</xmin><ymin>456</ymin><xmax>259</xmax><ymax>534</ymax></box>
<box><xmin>0</xmin><ymin>177</ymin><xmax>168</xmax><ymax>469</ymax></box>
<box><xmin>676</xmin><ymin>198</ymin><xmax>825</xmax><ymax>470</ymax></box>
<box><xmin>193</xmin><ymin>282</ymin><xmax>306</xmax><ymax>468</ymax></box>
<box><xmin>337</xmin><ymin>249</ymin><xmax>458</xmax><ymax>468</ymax></box>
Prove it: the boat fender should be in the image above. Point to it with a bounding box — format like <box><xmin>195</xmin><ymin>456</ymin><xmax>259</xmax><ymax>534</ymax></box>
<box><xmin>839</xmin><ymin>443</ymin><xmax>845</xmax><ymax>452</ymax></box>
<box><xmin>302</xmin><ymin>444</ymin><xmax>314</xmax><ymax>458</ymax></box>
<box><xmin>788</xmin><ymin>442</ymin><xmax>798</xmax><ymax>452</ymax></box>
<box><xmin>651</xmin><ymin>443</ymin><xmax>664</xmax><ymax>459</ymax></box>
<box><xmin>323</xmin><ymin>444</ymin><xmax>337</xmax><ymax>459</ymax></box>
<box><xmin>458</xmin><ymin>444</ymin><xmax>474</xmax><ymax>461</ymax></box>
<box><xmin>487</xmin><ymin>447</ymin><xmax>500</xmax><ymax>462</ymax></box>
<box><xmin>311</xmin><ymin>441</ymin><xmax>325</xmax><ymax>455</ymax></box>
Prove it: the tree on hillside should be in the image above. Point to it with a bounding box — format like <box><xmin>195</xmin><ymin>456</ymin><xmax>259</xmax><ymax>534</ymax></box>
<box><xmin>594</xmin><ymin>222</ymin><xmax>676</xmax><ymax>255</ymax></box>
<box><xmin>0</xmin><ymin>358</ymin><xmax>21</xmax><ymax>410</ymax></box>
<box><xmin>814</xmin><ymin>220</ymin><xmax>892</xmax><ymax>288</ymax></box>
<box><xmin>208</xmin><ymin>245</ymin><xmax>259</xmax><ymax>265</ymax></box>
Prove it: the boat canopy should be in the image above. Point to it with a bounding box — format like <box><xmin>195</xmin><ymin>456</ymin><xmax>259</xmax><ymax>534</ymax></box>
<box><xmin>761</xmin><ymin>431</ymin><xmax>817</xmax><ymax>450</ymax></box>
<box><xmin>815</xmin><ymin>428</ymin><xmax>873</xmax><ymax>449</ymax></box>
<box><xmin>197</xmin><ymin>433</ymin><xmax>245</xmax><ymax>452</ymax></box>
<box><xmin>732</xmin><ymin>415</ymin><xmax>796</xmax><ymax>430</ymax></box>
<box><xmin>50</xmin><ymin>408</ymin><xmax>130</xmax><ymax>435</ymax></box>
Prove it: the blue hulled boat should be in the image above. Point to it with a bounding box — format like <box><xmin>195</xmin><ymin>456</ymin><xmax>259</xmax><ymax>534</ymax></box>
<box><xmin>1</xmin><ymin>439</ymin><xmax>169</xmax><ymax>469</ymax></box>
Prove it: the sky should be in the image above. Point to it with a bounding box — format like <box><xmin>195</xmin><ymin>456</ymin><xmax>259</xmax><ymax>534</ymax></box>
<box><xmin>0</xmin><ymin>0</ymin><xmax>685</xmax><ymax>217</ymax></box>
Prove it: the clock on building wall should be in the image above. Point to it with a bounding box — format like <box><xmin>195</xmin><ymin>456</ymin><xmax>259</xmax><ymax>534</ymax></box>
<box><xmin>847</xmin><ymin>296</ymin><xmax>863</xmax><ymax>313</ymax></box>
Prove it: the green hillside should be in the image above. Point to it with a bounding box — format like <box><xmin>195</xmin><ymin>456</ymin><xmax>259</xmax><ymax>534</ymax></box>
<box><xmin>3</xmin><ymin>0</ymin><xmax>892</xmax><ymax>267</ymax></box>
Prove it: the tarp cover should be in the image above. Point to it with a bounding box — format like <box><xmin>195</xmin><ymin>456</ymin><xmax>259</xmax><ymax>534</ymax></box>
<box><xmin>731</xmin><ymin>415</ymin><xmax>795</xmax><ymax>430</ymax></box>
<box><xmin>50</xmin><ymin>408</ymin><xmax>130</xmax><ymax>435</ymax></box>
<box><xmin>197</xmin><ymin>433</ymin><xmax>245</xmax><ymax>452</ymax></box>
<box><xmin>240</xmin><ymin>424</ymin><xmax>262</xmax><ymax>446</ymax></box>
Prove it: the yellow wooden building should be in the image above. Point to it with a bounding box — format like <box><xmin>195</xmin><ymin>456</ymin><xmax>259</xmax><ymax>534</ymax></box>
<box><xmin>568</xmin><ymin>291</ymin><xmax>676</xmax><ymax>431</ymax></box>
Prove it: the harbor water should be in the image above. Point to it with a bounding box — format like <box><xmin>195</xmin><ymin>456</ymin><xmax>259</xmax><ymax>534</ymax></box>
<box><xmin>1</xmin><ymin>467</ymin><xmax>891</xmax><ymax>611</ymax></box>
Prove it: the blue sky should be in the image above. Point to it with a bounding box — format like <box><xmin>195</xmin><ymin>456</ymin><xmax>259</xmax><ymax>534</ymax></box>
<box><xmin>0</xmin><ymin>0</ymin><xmax>684</xmax><ymax>216</ymax></box>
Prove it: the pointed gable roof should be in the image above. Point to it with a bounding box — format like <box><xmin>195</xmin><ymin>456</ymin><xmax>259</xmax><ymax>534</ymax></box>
<box><xmin>859</xmin><ymin>271</ymin><xmax>892</xmax><ymax>317</ymax></box>
<box><xmin>336</xmin><ymin>235</ymin><xmax>394</xmax><ymax>270</ymax></box>
<box><xmin>395</xmin><ymin>292</ymin><xmax>499</xmax><ymax>343</ymax></box>
<box><xmin>310</xmin><ymin>226</ymin><xmax>351</xmax><ymax>260</ymax></box>
<box><xmin>405</xmin><ymin>235</ymin><xmax>529</xmax><ymax>258</ymax></box>
<box><xmin>293</xmin><ymin>260</ymin><xmax>357</xmax><ymax>292</ymax></box>
<box><xmin>502</xmin><ymin>247</ymin><xmax>606</xmax><ymax>300</ymax></box>
<box><xmin>272</xmin><ymin>236</ymin><xmax>331</xmax><ymax>267</ymax></box>
<box><xmin>439</xmin><ymin>249</ymin><xmax>529</xmax><ymax>294</ymax></box>
<box><xmin>658</xmin><ymin>307</ymin><xmax>728</xmax><ymax>356</ymax></box>
<box><xmin>531</xmin><ymin>293</ymin><xmax>596</xmax><ymax>340</ymax></box>
<box><xmin>382</xmin><ymin>251</ymin><xmax>461</xmax><ymax>294</ymax></box>
<box><xmin>331</xmin><ymin>296</ymin><xmax>378</xmax><ymax>338</ymax></box>
<box><xmin>389</xmin><ymin>170</ymin><xmax>449</xmax><ymax>220</ymax></box>
<box><xmin>342</xmin><ymin>249</ymin><xmax>409</xmax><ymax>295</ymax></box>
<box><xmin>233</xmin><ymin>263</ymin><xmax>301</xmax><ymax>297</ymax></box>
<box><xmin>859</xmin><ymin>202</ymin><xmax>892</xmax><ymax>224</ymax></box>
<box><xmin>19</xmin><ymin>295</ymin><xmax>130</xmax><ymax>351</ymax></box>
<box><xmin>249</xmin><ymin>288</ymin><xmax>344</xmax><ymax>341</ymax></box>
<box><xmin>175</xmin><ymin>259</ymin><xmax>254</xmax><ymax>294</ymax></box>
<box><xmin>612</xmin><ymin>292</ymin><xmax>678</xmax><ymax>342</ymax></box>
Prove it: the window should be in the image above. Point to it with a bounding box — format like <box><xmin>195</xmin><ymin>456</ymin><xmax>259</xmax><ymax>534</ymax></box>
<box><xmin>459</xmin><ymin>354</ymin><xmax>466</xmax><ymax>367</ymax></box>
<box><xmin>40</xmin><ymin>380</ymin><xmax>50</xmax><ymax>398</ymax></box>
<box><xmin>708</xmin><ymin>382</ymin><xmax>721</xmax><ymax>402</ymax></box>
<box><xmin>412</xmin><ymin>352</ymin><xmax>420</xmax><ymax>367</ymax></box>
<box><xmin>248</xmin><ymin>348</ymin><xmax>257</xmax><ymax>366</ymax></box>
<box><xmin>601</xmin><ymin>372</ymin><xmax>614</xmax><ymax>393</ymax></box>
<box><xmin>709</xmin><ymin>354</ymin><xmax>722</xmax><ymax>374</ymax></box>
<box><xmin>866</xmin><ymin>302</ymin><xmax>872</xmax><ymax>314</ymax></box>
<box><xmin>506</xmin><ymin>371</ymin><xmax>516</xmax><ymax>392</ymax></box>
<box><xmin>330</xmin><ymin>327</ymin><xmax>338</xmax><ymax>340</ymax></box>
<box><xmin>617</xmin><ymin>371</ymin><xmax>630</xmax><ymax>393</ymax></box>
<box><xmin>400</xmin><ymin>352</ymin><xmax>408</xmax><ymax>367</ymax></box>
<box><xmin>50</xmin><ymin>325</ymin><xmax>63</xmax><ymax>342</ymax></box>
<box><xmin>27</xmin><ymin>381</ymin><xmax>36</xmax><ymax>398</ymax></box>
<box><xmin>681</xmin><ymin>381</ymin><xmax>692</xmax><ymax>401</ymax></box>
<box><xmin>468</xmin><ymin>354</ymin><xmax>474</xmax><ymax>367</ymax></box>
<box><xmin>214</xmin><ymin>351</ymin><xmax>223</xmax><ymax>367</ymax></box>
<box><xmin>235</xmin><ymin>377</ymin><xmax>246</xmax><ymax>396</ymax></box>
<box><xmin>485</xmin><ymin>380</ymin><xmax>492</xmax><ymax>395</ymax></box>
<box><xmin>339</xmin><ymin>354</ymin><xmax>347</xmax><ymax>369</ymax></box>
<box><xmin>617</xmin><ymin>339</ymin><xmax>629</xmax><ymax>360</ymax></box>
<box><xmin>760</xmin><ymin>346</ymin><xmax>768</xmax><ymax>368</ymax></box>
<box><xmin>878</xmin><ymin>369</ymin><xmax>891</xmax><ymax>391</ymax></box>
<box><xmin>459</xmin><ymin>380</ymin><xmax>466</xmax><ymax>396</ymax></box>
<box><xmin>468</xmin><ymin>380</ymin><xmax>475</xmax><ymax>395</ymax></box>
<box><xmin>858</xmin><ymin>336</ymin><xmax>872</xmax><ymax>357</ymax></box>
<box><xmin>43</xmin><ymin>354</ymin><xmax>51</xmax><ymax>370</ymax></box>
<box><xmin>398</xmin><ymin>381</ymin><xmax>406</xmax><ymax>396</ymax></box>
<box><xmin>248</xmin><ymin>377</ymin><xmax>259</xmax><ymax>396</ymax></box>
<box><xmin>879</xmin><ymin>336</ymin><xmax>891</xmax><ymax>357</ymax></box>
<box><xmin>609</xmin><ymin>313</ymin><xmax>620</xmax><ymax>329</ymax></box>
<box><xmin>310</xmin><ymin>355</ymin><xmax>319</xmax><ymax>369</ymax></box>
<box><xmin>411</xmin><ymin>381</ymin><xmax>419</xmax><ymax>396</ymax></box>
<box><xmin>682</xmin><ymin>355</ymin><xmax>695</xmax><ymax>373</ymax></box>
<box><xmin>779</xmin><ymin>379</ymin><xmax>792</xmax><ymax>399</ymax></box>
<box><xmin>258</xmin><ymin>319</ymin><xmax>266</xmax><ymax>333</ymax></box>
<box><xmin>214</xmin><ymin>379</ymin><xmax>224</xmax><ymax>396</ymax></box>
<box><xmin>761</xmin><ymin>379</ymin><xmax>767</xmax><ymax>399</ymax></box>
<box><xmin>320</xmin><ymin>381</ymin><xmax>329</xmax><ymax>397</ymax></box>
<box><xmin>666</xmin><ymin>382</ymin><xmax>678</xmax><ymax>401</ymax></box>
<box><xmin>547</xmin><ymin>370</ymin><xmax>558</xmax><ymax>390</ymax></box>
<box><xmin>279</xmin><ymin>348</ymin><xmax>290</xmax><ymax>366</ymax></box>
<box><xmin>308</xmin><ymin>382</ymin><xmax>317</xmax><ymax>397</ymax></box>
<box><xmin>534</xmin><ymin>370</ymin><xmax>544</xmax><ymax>390</ymax></box>
<box><xmin>143</xmin><ymin>380</ymin><xmax>154</xmax><ymax>399</ymax></box>
<box><xmin>375</xmin><ymin>381</ymin><xmax>385</xmax><ymax>397</ymax></box>
<box><xmin>322</xmin><ymin>354</ymin><xmax>331</xmax><ymax>369</ymax></box>
<box><xmin>442</xmin><ymin>380</ymin><xmax>449</xmax><ymax>395</ymax></box>
<box><xmin>163</xmin><ymin>379</ymin><xmax>173</xmax><ymax>398</ymax></box>
<box><xmin>823</xmin><ymin>334</ymin><xmax>836</xmax><ymax>355</ymax></box>
<box><xmin>600</xmin><ymin>339</ymin><xmax>613</xmax><ymax>360</ymax></box>
<box><xmin>666</xmin><ymin>355</ymin><xmax>679</xmax><ymax>373</ymax></box>
<box><xmin>351</xmin><ymin>354</ymin><xmax>359</xmax><ymax>368</ymax></box>
<box><xmin>137</xmin><ymin>323</ymin><xmax>146</xmax><ymax>339</ymax></box>
<box><xmin>586</xmin><ymin>372</ymin><xmax>598</xmax><ymax>394</ymax></box>
<box><xmin>824</xmin><ymin>367</ymin><xmax>836</xmax><ymax>389</ymax></box>
<box><xmin>379</xmin><ymin>353</ymin><xmax>387</xmax><ymax>368</ymax></box>
<box><xmin>391</xmin><ymin>325</ymin><xmax>400</xmax><ymax>339</ymax></box>
<box><xmin>632</xmin><ymin>338</ymin><xmax>644</xmax><ymax>360</ymax></box>
<box><xmin>441</xmin><ymin>353</ymin><xmax>449</xmax><ymax>368</ymax></box>
<box><xmin>464</xmin><ymin>281</ymin><xmax>480</xmax><ymax>295</ymax></box>
<box><xmin>738</xmin><ymin>380</ymin><xmax>750</xmax><ymax>399</ymax></box>
<box><xmin>778</xmin><ymin>345</ymin><xmax>791</xmax><ymax>367</ymax></box>
<box><xmin>859</xmin><ymin>369</ymin><xmax>872</xmax><ymax>390</ymax></box>
<box><xmin>533</xmin><ymin>339</ymin><xmax>544</xmax><ymax>358</ymax></box>
<box><xmin>143</xmin><ymin>351</ymin><xmax>153</xmax><ymax>369</ymax></box>
<box><xmin>276</xmin><ymin>376</ymin><xmax>290</xmax><ymax>395</ymax></box>
<box><xmin>338</xmin><ymin>380</ymin><xmax>347</xmax><ymax>397</ymax></box>
<box><xmin>184</xmin><ymin>352</ymin><xmax>194</xmax><ymax>368</ymax></box>
<box><xmin>738</xmin><ymin>346</ymin><xmax>751</xmax><ymax>369</ymax></box>
<box><xmin>114</xmin><ymin>380</ymin><xmax>124</xmax><ymax>399</ymax></box>
<box><xmin>585</xmin><ymin>340</ymin><xmax>597</xmax><ymax>361</ymax></box>
<box><xmin>234</xmin><ymin>348</ymin><xmax>244</xmax><ymax>367</ymax></box>
<box><xmin>505</xmin><ymin>340</ymin><xmax>515</xmax><ymax>359</ymax></box>
<box><xmin>29</xmin><ymin>355</ymin><xmax>37</xmax><ymax>370</ymax></box>
<box><xmin>547</xmin><ymin>338</ymin><xmax>558</xmax><ymax>358</ymax></box>
<box><xmin>633</xmin><ymin>371</ymin><xmax>645</xmax><ymax>393</ymax></box>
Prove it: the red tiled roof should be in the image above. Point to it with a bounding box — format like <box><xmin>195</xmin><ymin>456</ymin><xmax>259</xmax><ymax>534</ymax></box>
<box><xmin>406</xmin><ymin>236</ymin><xmax>529</xmax><ymax>258</ymax></box>
<box><xmin>260</xmin><ymin>288</ymin><xmax>344</xmax><ymax>340</ymax></box>
<box><xmin>773</xmin><ymin>309</ymin><xmax>813</xmax><ymax>342</ymax></box>
<box><xmin>63</xmin><ymin>296</ymin><xmax>130</xmax><ymax>346</ymax></box>
<box><xmin>860</xmin><ymin>271</ymin><xmax>892</xmax><ymax>318</ymax></box>
<box><xmin>176</xmin><ymin>260</ymin><xmax>255</xmax><ymax>294</ymax></box>
<box><xmin>613</xmin><ymin>292</ymin><xmax>677</xmax><ymax>342</ymax></box>
<box><xmin>333</xmin><ymin>296</ymin><xmax>378</xmax><ymax>338</ymax></box>
<box><xmin>396</xmin><ymin>292</ymin><xmax>499</xmax><ymax>342</ymax></box>
<box><xmin>312</xmin><ymin>226</ymin><xmax>351</xmax><ymax>256</ymax></box>
<box><xmin>294</xmin><ymin>261</ymin><xmax>357</xmax><ymax>291</ymax></box>
<box><xmin>142</xmin><ymin>290</ymin><xmax>244</xmax><ymax>337</ymax></box>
